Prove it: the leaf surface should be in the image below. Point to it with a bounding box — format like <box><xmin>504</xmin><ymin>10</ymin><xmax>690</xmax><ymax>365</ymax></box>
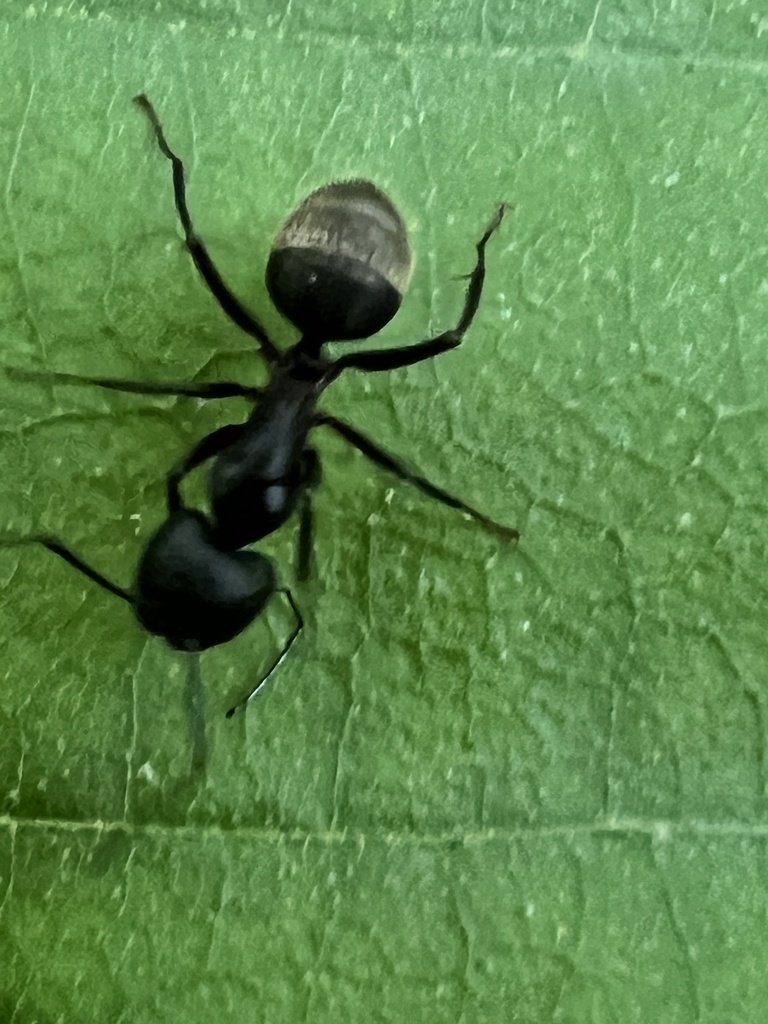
<box><xmin>1</xmin><ymin>2</ymin><xmax>766</xmax><ymax>1020</ymax></box>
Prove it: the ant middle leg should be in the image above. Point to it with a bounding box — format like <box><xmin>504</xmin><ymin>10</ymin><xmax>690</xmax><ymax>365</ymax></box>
<box><xmin>133</xmin><ymin>94</ymin><xmax>280</xmax><ymax>363</ymax></box>
<box><xmin>330</xmin><ymin>203</ymin><xmax>509</xmax><ymax>376</ymax></box>
<box><xmin>317</xmin><ymin>414</ymin><xmax>519</xmax><ymax>541</ymax></box>
<box><xmin>6</xmin><ymin>366</ymin><xmax>262</xmax><ymax>402</ymax></box>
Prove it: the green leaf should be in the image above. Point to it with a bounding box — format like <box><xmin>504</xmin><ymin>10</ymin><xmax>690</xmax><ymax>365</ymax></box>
<box><xmin>2</xmin><ymin>1</ymin><xmax>767</xmax><ymax>1020</ymax></box>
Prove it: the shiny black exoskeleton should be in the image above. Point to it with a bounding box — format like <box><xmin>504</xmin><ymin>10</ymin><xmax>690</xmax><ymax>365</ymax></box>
<box><xmin>3</xmin><ymin>95</ymin><xmax>518</xmax><ymax>715</ymax></box>
<box><xmin>4</xmin><ymin>485</ymin><xmax>303</xmax><ymax>716</ymax></box>
<box><xmin>134</xmin><ymin>506</ymin><xmax>277</xmax><ymax>651</ymax></box>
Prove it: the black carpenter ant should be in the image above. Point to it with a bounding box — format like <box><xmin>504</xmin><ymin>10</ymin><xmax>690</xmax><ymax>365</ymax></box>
<box><xmin>3</xmin><ymin>95</ymin><xmax>518</xmax><ymax>715</ymax></box>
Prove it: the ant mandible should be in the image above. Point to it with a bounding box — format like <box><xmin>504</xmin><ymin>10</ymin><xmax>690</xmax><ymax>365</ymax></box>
<box><xmin>4</xmin><ymin>95</ymin><xmax>518</xmax><ymax>715</ymax></box>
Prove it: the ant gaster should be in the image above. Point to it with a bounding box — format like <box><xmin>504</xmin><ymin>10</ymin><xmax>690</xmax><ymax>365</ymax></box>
<box><xmin>4</xmin><ymin>95</ymin><xmax>518</xmax><ymax>715</ymax></box>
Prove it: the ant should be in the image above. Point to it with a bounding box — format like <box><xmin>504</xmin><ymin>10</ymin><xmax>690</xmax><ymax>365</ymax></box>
<box><xmin>3</xmin><ymin>95</ymin><xmax>518</xmax><ymax>716</ymax></box>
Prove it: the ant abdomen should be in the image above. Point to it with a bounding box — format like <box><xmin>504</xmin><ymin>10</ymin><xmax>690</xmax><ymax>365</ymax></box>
<box><xmin>266</xmin><ymin>179</ymin><xmax>413</xmax><ymax>342</ymax></box>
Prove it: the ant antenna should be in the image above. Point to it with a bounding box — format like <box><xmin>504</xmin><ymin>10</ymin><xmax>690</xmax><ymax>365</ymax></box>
<box><xmin>226</xmin><ymin>589</ymin><xmax>304</xmax><ymax>718</ymax></box>
<box><xmin>0</xmin><ymin>534</ymin><xmax>133</xmax><ymax>604</ymax></box>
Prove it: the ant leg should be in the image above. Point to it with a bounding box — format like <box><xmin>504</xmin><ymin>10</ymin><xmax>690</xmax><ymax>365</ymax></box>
<box><xmin>226</xmin><ymin>589</ymin><xmax>304</xmax><ymax>717</ymax></box>
<box><xmin>297</xmin><ymin>449</ymin><xmax>321</xmax><ymax>580</ymax></box>
<box><xmin>133</xmin><ymin>94</ymin><xmax>280</xmax><ymax>363</ymax></box>
<box><xmin>330</xmin><ymin>204</ymin><xmax>508</xmax><ymax>377</ymax></box>
<box><xmin>6</xmin><ymin>366</ymin><xmax>262</xmax><ymax>402</ymax></box>
<box><xmin>166</xmin><ymin>422</ymin><xmax>246</xmax><ymax>511</ymax></box>
<box><xmin>0</xmin><ymin>535</ymin><xmax>133</xmax><ymax>603</ymax></box>
<box><xmin>297</xmin><ymin>493</ymin><xmax>313</xmax><ymax>581</ymax></box>
<box><xmin>318</xmin><ymin>414</ymin><xmax>519</xmax><ymax>541</ymax></box>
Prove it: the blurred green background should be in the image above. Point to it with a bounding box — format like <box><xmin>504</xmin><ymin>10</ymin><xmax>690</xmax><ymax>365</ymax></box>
<box><xmin>1</xmin><ymin>1</ymin><xmax>767</xmax><ymax>1020</ymax></box>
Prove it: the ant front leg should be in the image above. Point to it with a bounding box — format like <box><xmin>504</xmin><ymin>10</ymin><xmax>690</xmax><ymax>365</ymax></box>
<box><xmin>317</xmin><ymin>414</ymin><xmax>519</xmax><ymax>541</ymax></box>
<box><xmin>133</xmin><ymin>94</ymin><xmax>281</xmax><ymax>364</ymax></box>
<box><xmin>166</xmin><ymin>423</ymin><xmax>247</xmax><ymax>511</ymax></box>
<box><xmin>296</xmin><ymin>448</ymin><xmax>321</xmax><ymax>581</ymax></box>
<box><xmin>6</xmin><ymin>366</ymin><xmax>262</xmax><ymax>402</ymax></box>
<box><xmin>330</xmin><ymin>203</ymin><xmax>508</xmax><ymax>377</ymax></box>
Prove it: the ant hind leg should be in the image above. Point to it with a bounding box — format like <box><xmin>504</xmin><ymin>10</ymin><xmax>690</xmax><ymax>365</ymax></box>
<box><xmin>133</xmin><ymin>94</ymin><xmax>280</xmax><ymax>363</ymax></box>
<box><xmin>330</xmin><ymin>203</ymin><xmax>509</xmax><ymax>376</ymax></box>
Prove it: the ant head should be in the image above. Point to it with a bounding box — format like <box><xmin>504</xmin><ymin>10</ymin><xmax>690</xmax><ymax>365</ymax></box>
<box><xmin>133</xmin><ymin>509</ymin><xmax>276</xmax><ymax>651</ymax></box>
<box><xmin>265</xmin><ymin>179</ymin><xmax>412</xmax><ymax>342</ymax></box>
